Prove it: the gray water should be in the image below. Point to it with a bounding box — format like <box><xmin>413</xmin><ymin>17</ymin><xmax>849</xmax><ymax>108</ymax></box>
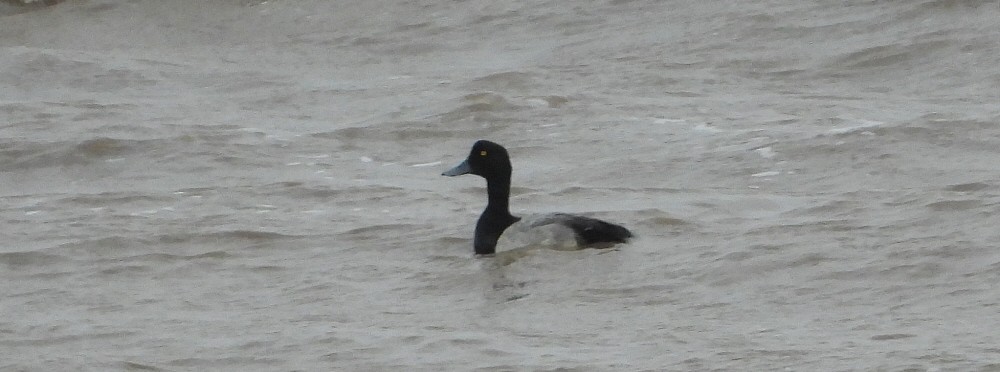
<box><xmin>2</xmin><ymin>0</ymin><xmax>1000</xmax><ymax>370</ymax></box>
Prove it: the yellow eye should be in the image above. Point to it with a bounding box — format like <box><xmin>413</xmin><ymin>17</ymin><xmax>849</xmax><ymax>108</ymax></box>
<box><xmin>480</xmin><ymin>150</ymin><xmax>487</xmax><ymax>156</ymax></box>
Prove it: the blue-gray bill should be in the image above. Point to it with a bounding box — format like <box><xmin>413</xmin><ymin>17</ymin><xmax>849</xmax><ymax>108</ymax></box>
<box><xmin>442</xmin><ymin>159</ymin><xmax>471</xmax><ymax>176</ymax></box>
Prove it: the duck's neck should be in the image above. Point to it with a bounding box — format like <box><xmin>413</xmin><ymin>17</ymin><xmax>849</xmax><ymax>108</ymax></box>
<box><xmin>474</xmin><ymin>175</ymin><xmax>520</xmax><ymax>255</ymax></box>
<box><xmin>485</xmin><ymin>176</ymin><xmax>513</xmax><ymax>215</ymax></box>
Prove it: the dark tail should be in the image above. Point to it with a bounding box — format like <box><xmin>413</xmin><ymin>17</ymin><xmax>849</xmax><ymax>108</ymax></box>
<box><xmin>566</xmin><ymin>216</ymin><xmax>633</xmax><ymax>247</ymax></box>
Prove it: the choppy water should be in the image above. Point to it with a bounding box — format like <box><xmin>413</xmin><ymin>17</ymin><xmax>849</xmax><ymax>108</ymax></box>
<box><xmin>2</xmin><ymin>0</ymin><xmax>1000</xmax><ymax>370</ymax></box>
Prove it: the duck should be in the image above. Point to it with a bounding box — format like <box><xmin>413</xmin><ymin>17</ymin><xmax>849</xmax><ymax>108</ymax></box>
<box><xmin>442</xmin><ymin>140</ymin><xmax>633</xmax><ymax>255</ymax></box>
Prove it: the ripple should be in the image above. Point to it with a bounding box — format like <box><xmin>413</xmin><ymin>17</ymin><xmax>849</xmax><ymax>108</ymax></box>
<box><xmin>115</xmin><ymin>251</ymin><xmax>231</xmax><ymax>264</ymax></box>
<box><xmin>120</xmin><ymin>361</ymin><xmax>167</xmax><ymax>371</ymax></box>
<box><xmin>871</xmin><ymin>333</ymin><xmax>917</xmax><ymax>341</ymax></box>
<box><xmin>469</xmin><ymin>71</ymin><xmax>538</xmax><ymax>90</ymax></box>
<box><xmin>926</xmin><ymin>199</ymin><xmax>982</xmax><ymax>212</ymax></box>
<box><xmin>944</xmin><ymin>182</ymin><xmax>991</xmax><ymax>192</ymax></box>
<box><xmin>0</xmin><ymin>251</ymin><xmax>69</xmax><ymax>268</ymax></box>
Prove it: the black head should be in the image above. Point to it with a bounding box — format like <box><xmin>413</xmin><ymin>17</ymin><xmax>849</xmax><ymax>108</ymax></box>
<box><xmin>442</xmin><ymin>140</ymin><xmax>519</xmax><ymax>255</ymax></box>
<box><xmin>441</xmin><ymin>140</ymin><xmax>512</xmax><ymax>180</ymax></box>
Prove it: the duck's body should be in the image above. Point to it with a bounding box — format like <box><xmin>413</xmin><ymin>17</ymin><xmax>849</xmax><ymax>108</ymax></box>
<box><xmin>499</xmin><ymin>213</ymin><xmax>633</xmax><ymax>250</ymax></box>
<box><xmin>442</xmin><ymin>140</ymin><xmax>632</xmax><ymax>255</ymax></box>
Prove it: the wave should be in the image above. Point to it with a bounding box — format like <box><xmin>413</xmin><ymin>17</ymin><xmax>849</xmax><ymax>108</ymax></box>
<box><xmin>0</xmin><ymin>137</ymin><xmax>140</xmax><ymax>170</ymax></box>
<box><xmin>0</xmin><ymin>0</ymin><xmax>62</xmax><ymax>16</ymax></box>
<box><xmin>0</xmin><ymin>251</ymin><xmax>69</xmax><ymax>268</ymax></box>
<box><xmin>0</xmin><ymin>131</ymin><xmax>290</xmax><ymax>171</ymax></box>
<box><xmin>44</xmin><ymin>231</ymin><xmax>299</xmax><ymax>261</ymax></box>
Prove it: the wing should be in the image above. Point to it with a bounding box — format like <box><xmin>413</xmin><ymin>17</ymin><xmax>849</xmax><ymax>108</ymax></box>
<box><xmin>498</xmin><ymin>213</ymin><xmax>632</xmax><ymax>250</ymax></box>
<box><xmin>544</xmin><ymin>213</ymin><xmax>633</xmax><ymax>247</ymax></box>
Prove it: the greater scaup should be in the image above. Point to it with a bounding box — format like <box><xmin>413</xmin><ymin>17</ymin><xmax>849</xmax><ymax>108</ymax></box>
<box><xmin>442</xmin><ymin>140</ymin><xmax>633</xmax><ymax>255</ymax></box>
